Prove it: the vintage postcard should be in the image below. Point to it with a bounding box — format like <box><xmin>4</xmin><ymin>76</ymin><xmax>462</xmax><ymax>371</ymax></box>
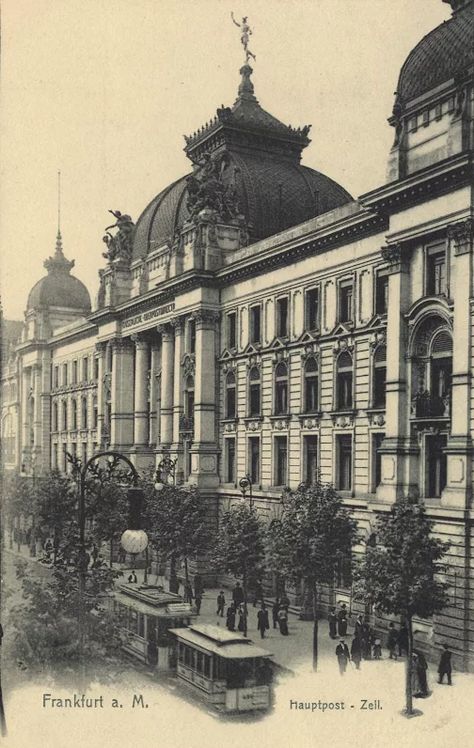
<box><xmin>1</xmin><ymin>1</ymin><xmax>473</xmax><ymax>746</ymax></box>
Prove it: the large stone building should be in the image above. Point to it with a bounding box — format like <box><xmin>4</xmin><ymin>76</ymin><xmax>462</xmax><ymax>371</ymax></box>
<box><xmin>2</xmin><ymin>0</ymin><xmax>474</xmax><ymax>668</ymax></box>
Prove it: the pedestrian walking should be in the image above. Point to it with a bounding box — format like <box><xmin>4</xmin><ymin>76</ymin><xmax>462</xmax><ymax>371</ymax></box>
<box><xmin>195</xmin><ymin>591</ymin><xmax>202</xmax><ymax>615</ymax></box>
<box><xmin>128</xmin><ymin>570</ymin><xmax>138</xmax><ymax>584</ymax></box>
<box><xmin>361</xmin><ymin>623</ymin><xmax>372</xmax><ymax>660</ymax></box>
<box><xmin>351</xmin><ymin>635</ymin><xmax>362</xmax><ymax>670</ymax></box>
<box><xmin>438</xmin><ymin>643</ymin><xmax>452</xmax><ymax>685</ymax></box>
<box><xmin>337</xmin><ymin>604</ymin><xmax>348</xmax><ymax>636</ymax></box>
<box><xmin>387</xmin><ymin>622</ymin><xmax>398</xmax><ymax>660</ymax></box>
<box><xmin>280</xmin><ymin>593</ymin><xmax>290</xmax><ymax>609</ymax></box>
<box><xmin>232</xmin><ymin>582</ymin><xmax>244</xmax><ymax>607</ymax></box>
<box><xmin>328</xmin><ymin>606</ymin><xmax>337</xmax><ymax>639</ymax></box>
<box><xmin>184</xmin><ymin>580</ymin><xmax>194</xmax><ymax>604</ymax></box>
<box><xmin>237</xmin><ymin>604</ymin><xmax>247</xmax><ymax>633</ymax></box>
<box><xmin>398</xmin><ymin>623</ymin><xmax>408</xmax><ymax>656</ymax></box>
<box><xmin>194</xmin><ymin>573</ymin><xmax>204</xmax><ymax>597</ymax></box>
<box><xmin>411</xmin><ymin>653</ymin><xmax>422</xmax><ymax>697</ymax></box>
<box><xmin>253</xmin><ymin>580</ymin><xmax>264</xmax><ymax>607</ymax></box>
<box><xmin>257</xmin><ymin>604</ymin><xmax>270</xmax><ymax>639</ymax></box>
<box><xmin>216</xmin><ymin>590</ymin><xmax>226</xmax><ymax>617</ymax></box>
<box><xmin>354</xmin><ymin>614</ymin><xmax>364</xmax><ymax>640</ymax></box>
<box><xmin>278</xmin><ymin>607</ymin><xmax>289</xmax><ymax>636</ymax></box>
<box><xmin>373</xmin><ymin>638</ymin><xmax>382</xmax><ymax>660</ymax></box>
<box><xmin>336</xmin><ymin>639</ymin><xmax>350</xmax><ymax>675</ymax></box>
<box><xmin>414</xmin><ymin>649</ymin><xmax>429</xmax><ymax>696</ymax></box>
<box><xmin>272</xmin><ymin>598</ymin><xmax>280</xmax><ymax>629</ymax></box>
<box><xmin>226</xmin><ymin>603</ymin><xmax>236</xmax><ymax>631</ymax></box>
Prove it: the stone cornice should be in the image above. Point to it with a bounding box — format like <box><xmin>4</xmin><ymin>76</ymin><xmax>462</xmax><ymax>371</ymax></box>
<box><xmin>360</xmin><ymin>153</ymin><xmax>473</xmax><ymax>215</ymax></box>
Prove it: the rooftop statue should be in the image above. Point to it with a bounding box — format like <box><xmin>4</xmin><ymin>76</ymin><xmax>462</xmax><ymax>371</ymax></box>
<box><xmin>102</xmin><ymin>210</ymin><xmax>135</xmax><ymax>263</ymax></box>
<box><xmin>231</xmin><ymin>13</ymin><xmax>256</xmax><ymax>62</ymax></box>
<box><xmin>186</xmin><ymin>152</ymin><xmax>241</xmax><ymax>222</ymax></box>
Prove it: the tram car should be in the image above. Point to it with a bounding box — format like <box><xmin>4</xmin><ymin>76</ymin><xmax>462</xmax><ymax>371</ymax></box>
<box><xmin>112</xmin><ymin>582</ymin><xmax>196</xmax><ymax>670</ymax></box>
<box><xmin>169</xmin><ymin>623</ymin><xmax>274</xmax><ymax>713</ymax></box>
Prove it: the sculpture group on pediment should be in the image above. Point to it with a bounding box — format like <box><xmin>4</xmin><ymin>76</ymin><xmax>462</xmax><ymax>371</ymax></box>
<box><xmin>102</xmin><ymin>210</ymin><xmax>135</xmax><ymax>263</ymax></box>
<box><xmin>186</xmin><ymin>152</ymin><xmax>242</xmax><ymax>224</ymax></box>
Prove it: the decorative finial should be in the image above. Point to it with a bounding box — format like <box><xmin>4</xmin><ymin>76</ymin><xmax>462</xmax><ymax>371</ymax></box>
<box><xmin>44</xmin><ymin>170</ymin><xmax>74</xmax><ymax>274</ymax></box>
<box><xmin>231</xmin><ymin>13</ymin><xmax>256</xmax><ymax>63</ymax></box>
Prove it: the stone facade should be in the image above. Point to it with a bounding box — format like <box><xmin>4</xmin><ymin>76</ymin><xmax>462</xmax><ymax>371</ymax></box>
<box><xmin>2</xmin><ymin>0</ymin><xmax>474</xmax><ymax>670</ymax></box>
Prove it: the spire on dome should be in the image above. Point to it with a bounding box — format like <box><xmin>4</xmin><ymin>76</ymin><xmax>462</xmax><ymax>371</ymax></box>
<box><xmin>236</xmin><ymin>64</ymin><xmax>258</xmax><ymax>104</ymax></box>
<box><xmin>44</xmin><ymin>170</ymin><xmax>75</xmax><ymax>274</ymax></box>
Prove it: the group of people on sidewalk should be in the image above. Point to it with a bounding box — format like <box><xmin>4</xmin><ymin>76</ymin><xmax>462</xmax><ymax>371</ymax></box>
<box><xmin>220</xmin><ymin>585</ymin><xmax>291</xmax><ymax>638</ymax></box>
<box><xmin>330</xmin><ymin>605</ymin><xmax>453</xmax><ymax>687</ymax></box>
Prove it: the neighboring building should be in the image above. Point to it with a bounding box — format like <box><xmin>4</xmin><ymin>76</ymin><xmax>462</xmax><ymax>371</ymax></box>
<box><xmin>2</xmin><ymin>0</ymin><xmax>474</xmax><ymax>668</ymax></box>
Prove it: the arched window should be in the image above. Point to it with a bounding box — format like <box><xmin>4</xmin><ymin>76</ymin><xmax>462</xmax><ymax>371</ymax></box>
<box><xmin>430</xmin><ymin>330</ymin><xmax>452</xmax><ymax>400</ymax></box>
<box><xmin>372</xmin><ymin>345</ymin><xmax>387</xmax><ymax>408</ymax></box>
<box><xmin>225</xmin><ymin>371</ymin><xmax>236</xmax><ymax>419</ymax></box>
<box><xmin>185</xmin><ymin>375</ymin><xmax>195</xmax><ymax>418</ymax></box>
<box><xmin>81</xmin><ymin>397</ymin><xmax>88</xmax><ymax>429</ymax></box>
<box><xmin>336</xmin><ymin>351</ymin><xmax>353</xmax><ymax>410</ymax></box>
<box><xmin>52</xmin><ymin>401</ymin><xmax>58</xmax><ymax>432</ymax></box>
<box><xmin>274</xmin><ymin>362</ymin><xmax>288</xmax><ymax>415</ymax></box>
<box><xmin>249</xmin><ymin>366</ymin><xmax>261</xmax><ymax>416</ymax></box>
<box><xmin>304</xmin><ymin>357</ymin><xmax>319</xmax><ymax>412</ymax></box>
<box><xmin>62</xmin><ymin>401</ymin><xmax>68</xmax><ymax>431</ymax></box>
<box><xmin>71</xmin><ymin>399</ymin><xmax>77</xmax><ymax>430</ymax></box>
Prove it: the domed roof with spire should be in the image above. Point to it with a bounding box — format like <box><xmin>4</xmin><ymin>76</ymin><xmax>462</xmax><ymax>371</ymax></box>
<box><xmin>132</xmin><ymin>62</ymin><xmax>352</xmax><ymax>261</ymax></box>
<box><xmin>396</xmin><ymin>0</ymin><xmax>473</xmax><ymax>105</ymax></box>
<box><xmin>27</xmin><ymin>231</ymin><xmax>91</xmax><ymax>312</ymax></box>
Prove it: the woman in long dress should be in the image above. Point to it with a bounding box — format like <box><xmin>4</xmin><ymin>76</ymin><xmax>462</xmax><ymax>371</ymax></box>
<box><xmin>411</xmin><ymin>653</ymin><xmax>422</xmax><ymax>697</ymax></box>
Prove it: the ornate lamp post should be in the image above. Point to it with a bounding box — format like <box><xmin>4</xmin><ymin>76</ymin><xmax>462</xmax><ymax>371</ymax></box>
<box><xmin>65</xmin><ymin>450</ymin><xmax>149</xmax><ymax>668</ymax></box>
<box><xmin>153</xmin><ymin>455</ymin><xmax>179</xmax><ymax>592</ymax></box>
<box><xmin>239</xmin><ymin>474</ymin><xmax>254</xmax><ymax>509</ymax></box>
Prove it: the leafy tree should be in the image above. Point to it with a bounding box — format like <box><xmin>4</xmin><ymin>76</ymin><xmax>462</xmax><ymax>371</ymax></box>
<box><xmin>3</xmin><ymin>473</ymin><xmax>36</xmax><ymax>552</ymax></box>
<box><xmin>35</xmin><ymin>470</ymin><xmax>76</xmax><ymax>563</ymax></box>
<box><xmin>143</xmin><ymin>479</ymin><xmax>210</xmax><ymax>593</ymax></box>
<box><xmin>85</xmin><ymin>478</ymin><xmax>129</xmax><ymax>566</ymax></box>
<box><xmin>211</xmin><ymin>502</ymin><xmax>266</xmax><ymax>636</ymax></box>
<box><xmin>353</xmin><ymin>497</ymin><xmax>450</xmax><ymax>716</ymax></box>
<box><xmin>267</xmin><ymin>481</ymin><xmax>358</xmax><ymax>670</ymax></box>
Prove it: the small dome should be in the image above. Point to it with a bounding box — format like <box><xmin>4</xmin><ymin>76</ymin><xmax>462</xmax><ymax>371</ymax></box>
<box><xmin>397</xmin><ymin>1</ymin><xmax>473</xmax><ymax>103</ymax></box>
<box><xmin>27</xmin><ymin>232</ymin><xmax>91</xmax><ymax>312</ymax></box>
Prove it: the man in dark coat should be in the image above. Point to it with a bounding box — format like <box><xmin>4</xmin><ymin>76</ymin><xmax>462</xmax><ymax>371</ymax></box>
<box><xmin>398</xmin><ymin>623</ymin><xmax>408</xmax><ymax>656</ymax></box>
<box><xmin>350</xmin><ymin>635</ymin><xmax>362</xmax><ymax>670</ymax></box>
<box><xmin>328</xmin><ymin>607</ymin><xmax>337</xmax><ymax>639</ymax></box>
<box><xmin>336</xmin><ymin>639</ymin><xmax>350</xmax><ymax>675</ymax></box>
<box><xmin>438</xmin><ymin>644</ymin><xmax>452</xmax><ymax>685</ymax></box>
<box><xmin>413</xmin><ymin>649</ymin><xmax>429</xmax><ymax>696</ymax></box>
<box><xmin>226</xmin><ymin>603</ymin><xmax>236</xmax><ymax>631</ymax></box>
<box><xmin>354</xmin><ymin>615</ymin><xmax>364</xmax><ymax>640</ymax></box>
<box><xmin>337</xmin><ymin>604</ymin><xmax>348</xmax><ymax>636</ymax></box>
<box><xmin>257</xmin><ymin>604</ymin><xmax>270</xmax><ymax>639</ymax></box>
<box><xmin>387</xmin><ymin>622</ymin><xmax>398</xmax><ymax>660</ymax></box>
<box><xmin>194</xmin><ymin>591</ymin><xmax>202</xmax><ymax>615</ymax></box>
<box><xmin>233</xmin><ymin>582</ymin><xmax>244</xmax><ymax>607</ymax></box>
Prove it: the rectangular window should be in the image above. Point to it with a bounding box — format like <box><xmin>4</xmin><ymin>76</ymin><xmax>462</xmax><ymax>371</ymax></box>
<box><xmin>427</xmin><ymin>247</ymin><xmax>447</xmax><ymax>296</ymax></box>
<box><xmin>82</xmin><ymin>398</ymin><xmax>88</xmax><ymax>429</ymax></box>
<box><xmin>306</xmin><ymin>288</ymin><xmax>319</xmax><ymax>330</ymax></box>
<box><xmin>93</xmin><ymin>399</ymin><xmax>98</xmax><ymax>429</ymax></box>
<box><xmin>422</xmin><ymin>109</ymin><xmax>430</xmax><ymax>127</ymax></box>
<box><xmin>304</xmin><ymin>435</ymin><xmax>318</xmax><ymax>485</ymax></box>
<box><xmin>225</xmin><ymin>439</ymin><xmax>236</xmax><ymax>483</ymax></box>
<box><xmin>375</xmin><ymin>274</ymin><xmax>389</xmax><ymax>315</ymax></box>
<box><xmin>248</xmin><ymin>437</ymin><xmax>260</xmax><ymax>485</ymax></box>
<box><xmin>274</xmin><ymin>436</ymin><xmax>288</xmax><ymax>486</ymax></box>
<box><xmin>276</xmin><ymin>297</ymin><xmax>289</xmax><ymax>337</ymax></box>
<box><xmin>337</xmin><ymin>371</ymin><xmax>353</xmax><ymax>410</ymax></box>
<box><xmin>82</xmin><ymin>357</ymin><xmax>89</xmax><ymax>381</ymax></box>
<box><xmin>94</xmin><ymin>357</ymin><xmax>99</xmax><ymax>380</ymax></box>
<box><xmin>54</xmin><ymin>366</ymin><xmax>59</xmax><ymax>388</ymax></box>
<box><xmin>250</xmin><ymin>305</ymin><xmax>261</xmax><ymax>344</ymax></box>
<box><xmin>373</xmin><ymin>364</ymin><xmax>386</xmax><ymax>408</ymax></box>
<box><xmin>337</xmin><ymin>434</ymin><xmax>352</xmax><ymax>491</ymax></box>
<box><xmin>372</xmin><ymin>433</ymin><xmax>385</xmax><ymax>492</ymax></box>
<box><xmin>227</xmin><ymin>312</ymin><xmax>237</xmax><ymax>349</ymax></box>
<box><xmin>426</xmin><ymin>434</ymin><xmax>447</xmax><ymax>498</ymax></box>
<box><xmin>189</xmin><ymin>319</ymin><xmax>196</xmax><ymax>354</ymax></box>
<box><xmin>72</xmin><ymin>360</ymin><xmax>78</xmax><ymax>384</ymax></box>
<box><xmin>339</xmin><ymin>282</ymin><xmax>353</xmax><ymax>323</ymax></box>
<box><xmin>62</xmin><ymin>363</ymin><xmax>68</xmax><ymax>386</ymax></box>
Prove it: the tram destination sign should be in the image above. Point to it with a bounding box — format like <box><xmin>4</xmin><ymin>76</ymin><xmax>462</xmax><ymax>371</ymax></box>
<box><xmin>122</xmin><ymin>302</ymin><xmax>175</xmax><ymax>330</ymax></box>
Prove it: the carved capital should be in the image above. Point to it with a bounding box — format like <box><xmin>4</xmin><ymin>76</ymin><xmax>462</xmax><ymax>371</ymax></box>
<box><xmin>110</xmin><ymin>337</ymin><xmax>134</xmax><ymax>353</ymax></box>
<box><xmin>157</xmin><ymin>323</ymin><xmax>174</xmax><ymax>342</ymax></box>
<box><xmin>191</xmin><ymin>309</ymin><xmax>220</xmax><ymax>327</ymax></box>
<box><xmin>447</xmin><ymin>218</ymin><xmax>474</xmax><ymax>255</ymax></box>
<box><xmin>95</xmin><ymin>341</ymin><xmax>107</xmax><ymax>355</ymax></box>
<box><xmin>380</xmin><ymin>243</ymin><xmax>408</xmax><ymax>273</ymax></box>
<box><xmin>130</xmin><ymin>333</ymin><xmax>149</xmax><ymax>350</ymax></box>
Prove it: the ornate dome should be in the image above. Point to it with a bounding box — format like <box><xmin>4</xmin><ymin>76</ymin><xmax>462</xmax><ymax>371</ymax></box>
<box><xmin>27</xmin><ymin>232</ymin><xmax>91</xmax><ymax>312</ymax></box>
<box><xmin>396</xmin><ymin>0</ymin><xmax>474</xmax><ymax>103</ymax></box>
<box><xmin>132</xmin><ymin>65</ymin><xmax>351</xmax><ymax>261</ymax></box>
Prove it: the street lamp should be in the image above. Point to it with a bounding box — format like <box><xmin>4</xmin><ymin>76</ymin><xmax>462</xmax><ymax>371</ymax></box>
<box><xmin>154</xmin><ymin>455</ymin><xmax>178</xmax><ymax>491</ymax></box>
<box><xmin>239</xmin><ymin>474</ymin><xmax>254</xmax><ymax>509</ymax></box>
<box><xmin>65</xmin><ymin>449</ymin><xmax>149</xmax><ymax>670</ymax></box>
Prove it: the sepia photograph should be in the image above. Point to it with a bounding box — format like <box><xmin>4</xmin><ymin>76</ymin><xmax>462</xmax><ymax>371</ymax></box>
<box><xmin>0</xmin><ymin>1</ymin><xmax>473</xmax><ymax>746</ymax></box>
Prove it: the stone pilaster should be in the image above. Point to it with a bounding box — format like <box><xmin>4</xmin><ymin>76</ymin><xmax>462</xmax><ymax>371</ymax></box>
<box><xmin>95</xmin><ymin>342</ymin><xmax>107</xmax><ymax>446</ymax></box>
<box><xmin>132</xmin><ymin>334</ymin><xmax>150</xmax><ymax>447</ymax></box>
<box><xmin>39</xmin><ymin>349</ymin><xmax>52</xmax><ymax>471</ymax></box>
<box><xmin>149</xmin><ymin>341</ymin><xmax>160</xmax><ymax>446</ymax></box>
<box><xmin>157</xmin><ymin>324</ymin><xmax>174</xmax><ymax>449</ymax></box>
<box><xmin>110</xmin><ymin>337</ymin><xmax>135</xmax><ymax>449</ymax></box>
<box><xmin>376</xmin><ymin>246</ymin><xmax>418</xmax><ymax>502</ymax></box>
<box><xmin>172</xmin><ymin>319</ymin><xmax>185</xmax><ymax>476</ymax></box>
<box><xmin>443</xmin><ymin>219</ymin><xmax>474</xmax><ymax>508</ymax></box>
<box><xmin>189</xmin><ymin>309</ymin><xmax>219</xmax><ymax>488</ymax></box>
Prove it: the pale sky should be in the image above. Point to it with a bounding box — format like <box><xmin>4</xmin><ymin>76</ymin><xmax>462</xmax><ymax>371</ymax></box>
<box><xmin>1</xmin><ymin>0</ymin><xmax>448</xmax><ymax>320</ymax></box>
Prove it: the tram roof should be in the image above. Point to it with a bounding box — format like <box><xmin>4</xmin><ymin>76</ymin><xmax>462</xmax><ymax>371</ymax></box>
<box><xmin>114</xmin><ymin>586</ymin><xmax>194</xmax><ymax>618</ymax></box>
<box><xmin>169</xmin><ymin>624</ymin><xmax>273</xmax><ymax>660</ymax></box>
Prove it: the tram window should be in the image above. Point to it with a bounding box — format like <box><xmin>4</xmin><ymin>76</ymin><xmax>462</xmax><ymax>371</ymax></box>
<box><xmin>138</xmin><ymin>613</ymin><xmax>145</xmax><ymax>638</ymax></box>
<box><xmin>196</xmin><ymin>652</ymin><xmax>203</xmax><ymax>673</ymax></box>
<box><xmin>184</xmin><ymin>646</ymin><xmax>193</xmax><ymax>668</ymax></box>
<box><xmin>178</xmin><ymin>643</ymin><xmax>184</xmax><ymax>663</ymax></box>
<box><xmin>129</xmin><ymin>610</ymin><xmax>138</xmax><ymax>633</ymax></box>
<box><xmin>157</xmin><ymin>620</ymin><xmax>170</xmax><ymax>647</ymax></box>
<box><xmin>203</xmin><ymin>655</ymin><xmax>210</xmax><ymax>678</ymax></box>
